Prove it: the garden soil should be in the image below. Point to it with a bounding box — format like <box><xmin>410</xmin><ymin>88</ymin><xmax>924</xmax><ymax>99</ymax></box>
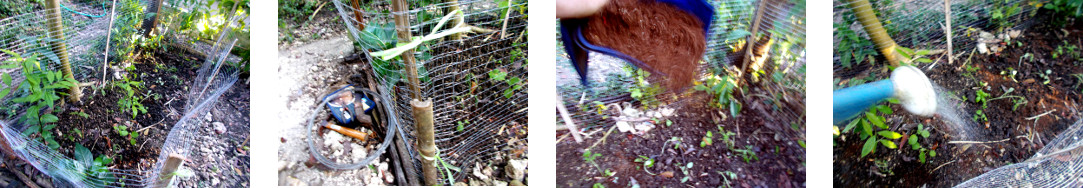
<box><xmin>556</xmin><ymin>88</ymin><xmax>806</xmax><ymax>187</ymax></box>
<box><xmin>582</xmin><ymin>0</ymin><xmax>706</xmax><ymax>92</ymax></box>
<box><xmin>833</xmin><ymin>15</ymin><xmax>1083</xmax><ymax>187</ymax></box>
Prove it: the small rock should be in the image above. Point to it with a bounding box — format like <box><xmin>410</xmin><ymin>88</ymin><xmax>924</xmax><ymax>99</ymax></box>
<box><xmin>351</xmin><ymin>144</ymin><xmax>367</xmax><ymax>161</ymax></box>
<box><xmin>213</xmin><ymin>122</ymin><xmax>227</xmax><ymax>134</ymax></box>
<box><xmin>509</xmin><ymin>179</ymin><xmax>525</xmax><ymax>186</ymax></box>
<box><xmin>455</xmin><ymin>182</ymin><xmax>468</xmax><ymax>186</ymax></box>
<box><xmin>491</xmin><ymin>180</ymin><xmax>508</xmax><ymax>186</ymax></box>
<box><xmin>977</xmin><ymin>43</ymin><xmax>989</xmax><ymax>54</ymax></box>
<box><xmin>473</xmin><ymin>163</ymin><xmax>491</xmax><ymax>181</ymax></box>
<box><xmin>659</xmin><ymin>107</ymin><xmax>675</xmax><ymax>117</ymax></box>
<box><xmin>616</xmin><ymin>121</ymin><xmax>634</xmax><ymax>133</ymax></box>
<box><xmin>505</xmin><ymin>159</ymin><xmax>527</xmax><ymax>181</ymax></box>
<box><xmin>383</xmin><ymin>170</ymin><xmax>394</xmax><ymax>183</ymax></box>
<box><xmin>1008</xmin><ymin>29</ymin><xmax>1022</xmax><ymax>39</ymax></box>
<box><xmin>204</xmin><ymin>112</ymin><xmax>213</xmax><ymax>122</ymax></box>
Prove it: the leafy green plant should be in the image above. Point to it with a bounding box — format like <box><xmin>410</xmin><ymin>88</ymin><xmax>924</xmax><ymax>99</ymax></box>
<box><xmin>733</xmin><ymin>145</ymin><xmax>759</xmax><ymax>163</ymax></box>
<box><xmin>634</xmin><ymin>155</ymin><xmax>654</xmax><ymax>169</ymax></box>
<box><xmin>487</xmin><ymin>69</ymin><xmax>524</xmax><ymax>99</ymax></box>
<box><xmin>974</xmin><ymin>89</ymin><xmax>990</xmax><ymax>109</ymax></box>
<box><xmin>677</xmin><ymin>162</ymin><xmax>694</xmax><ymax>183</ymax></box>
<box><xmin>1</xmin><ymin>50</ymin><xmax>74</xmax><ymax>150</ymax></box>
<box><xmin>718</xmin><ymin>126</ymin><xmax>737</xmax><ymax>149</ymax></box>
<box><xmin>695</xmin><ymin>74</ymin><xmax>740</xmax><ymax>118</ymax></box>
<box><xmin>1037</xmin><ymin>69</ymin><xmax>1053</xmax><ymax>85</ymax></box>
<box><xmin>700</xmin><ymin>131</ymin><xmax>714</xmax><ymax>148</ymax></box>
<box><xmin>1043</xmin><ymin>0</ymin><xmax>1083</xmax><ymax>25</ymax></box>
<box><xmin>895</xmin><ymin>46</ymin><xmax>933</xmax><ymax>65</ymax></box>
<box><xmin>841</xmin><ymin>103</ymin><xmax>904</xmax><ymax>158</ymax></box>
<box><xmin>69</xmin><ymin>143</ymin><xmax>116</xmax><ymax>186</ymax></box>
<box><xmin>1053</xmin><ymin>41</ymin><xmax>1080</xmax><ymax>60</ymax></box>
<box><xmin>907</xmin><ymin>123</ymin><xmax>936</xmax><ymax>163</ymax></box>
<box><xmin>582</xmin><ymin>149</ymin><xmax>601</xmax><ymax>164</ymax></box>
<box><xmin>113</xmin><ymin>124</ymin><xmax>140</xmax><ymax>146</ymax></box>
<box><xmin>114</xmin><ymin>75</ymin><xmax>146</xmax><ymax>119</ymax></box>
<box><xmin>627</xmin><ymin>68</ymin><xmax>663</xmax><ymax>109</ymax></box>
<box><xmin>456</xmin><ymin>119</ymin><xmax>469</xmax><ymax>132</ymax></box>
<box><xmin>989</xmin><ymin>0</ymin><xmax>1022</xmax><ymax>31</ymax></box>
<box><xmin>834</xmin><ymin>17</ymin><xmax>879</xmax><ymax>68</ymax></box>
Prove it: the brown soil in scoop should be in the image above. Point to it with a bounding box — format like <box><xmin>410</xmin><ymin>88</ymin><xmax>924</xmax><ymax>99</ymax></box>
<box><xmin>582</xmin><ymin>0</ymin><xmax>706</xmax><ymax>92</ymax></box>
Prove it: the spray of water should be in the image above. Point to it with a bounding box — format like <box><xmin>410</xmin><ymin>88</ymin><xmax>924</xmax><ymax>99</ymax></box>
<box><xmin>931</xmin><ymin>84</ymin><xmax>985</xmax><ymax>141</ymax></box>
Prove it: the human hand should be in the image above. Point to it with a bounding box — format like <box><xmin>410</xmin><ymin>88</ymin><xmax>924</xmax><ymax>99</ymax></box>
<box><xmin>556</xmin><ymin>0</ymin><xmax>609</xmax><ymax>18</ymax></box>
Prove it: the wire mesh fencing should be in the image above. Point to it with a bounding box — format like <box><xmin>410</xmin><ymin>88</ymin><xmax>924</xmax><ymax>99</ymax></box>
<box><xmin>332</xmin><ymin>0</ymin><xmax>528</xmax><ymax>185</ymax></box>
<box><xmin>0</xmin><ymin>0</ymin><xmax>246</xmax><ymax>187</ymax></box>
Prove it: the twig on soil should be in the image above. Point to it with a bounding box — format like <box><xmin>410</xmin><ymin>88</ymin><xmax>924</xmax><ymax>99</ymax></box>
<box><xmin>1025</xmin><ymin>109</ymin><xmax>1057</xmax><ymax>121</ymax></box>
<box><xmin>948</xmin><ymin>138</ymin><xmax>1011</xmax><ymax>144</ymax></box>
<box><xmin>930</xmin><ymin>159</ymin><xmax>955</xmax><ymax>174</ymax></box>
<box><xmin>586</xmin><ymin>125</ymin><xmax>617</xmax><ymax>151</ymax></box>
<box><xmin>307</xmin><ymin>1</ymin><xmax>330</xmax><ymax>24</ymax></box>
<box><xmin>557</xmin><ymin>94</ymin><xmax>584</xmax><ymax>142</ymax></box>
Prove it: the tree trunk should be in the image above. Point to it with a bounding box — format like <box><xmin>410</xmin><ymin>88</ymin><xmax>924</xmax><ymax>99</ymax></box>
<box><xmin>845</xmin><ymin>0</ymin><xmax>902</xmax><ymax>66</ymax></box>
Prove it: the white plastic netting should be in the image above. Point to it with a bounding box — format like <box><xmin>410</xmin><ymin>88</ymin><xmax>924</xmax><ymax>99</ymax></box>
<box><xmin>330</xmin><ymin>0</ymin><xmax>527</xmax><ymax>185</ymax></box>
<box><xmin>0</xmin><ymin>0</ymin><xmax>246</xmax><ymax>187</ymax></box>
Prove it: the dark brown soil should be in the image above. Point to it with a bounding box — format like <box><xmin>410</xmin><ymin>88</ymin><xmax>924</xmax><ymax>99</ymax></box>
<box><xmin>556</xmin><ymin>89</ymin><xmax>805</xmax><ymax>187</ymax></box>
<box><xmin>834</xmin><ymin>15</ymin><xmax>1083</xmax><ymax>187</ymax></box>
<box><xmin>582</xmin><ymin>0</ymin><xmax>706</xmax><ymax>92</ymax></box>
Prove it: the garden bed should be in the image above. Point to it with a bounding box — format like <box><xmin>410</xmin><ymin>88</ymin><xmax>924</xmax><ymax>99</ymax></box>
<box><xmin>556</xmin><ymin>86</ymin><xmax>805</xmax><ymax>187</ymax></box>
<box><xmin>3</xmin><ymin>47</ymin><xmax>251</xmax><ymax>187</ymax></box>
<box><xmin>833</xmin><ymin>14</ymin><xmax>1083</xmax><ymax>187</ymax></box>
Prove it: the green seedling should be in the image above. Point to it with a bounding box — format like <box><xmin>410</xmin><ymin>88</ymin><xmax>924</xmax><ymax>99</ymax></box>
<box><xmin>113</xmin><ymin>125</ymin><xmax>140</xmax><ymax>146</ymax></box>
<box><xmin>456</xmin><ymin>120</ymin><xmax>469</xmax><ymax>132</ymax></box>
<box><xmin>700</xmin><ymin>131</ymin><xmax>714</xmax><ymax>147</ymax></box>
<box><xmin>733</xmin><ymin>145</ymin><xmax>758</xmax><ymax>163</ymax></box>
<box><xmin>695</xmin><ymin>74</ymin><xmax>741</xmax><ymax>118</ymax></box>
<box><xmin>114</xmin><ymin>75</ymin><xmax>146</xmax><ymax>119</ymax></box>
<box><xmin>1038</xmin><ymin>69</ymin><xmax>1053</xmax><ymax>85</ymax></box>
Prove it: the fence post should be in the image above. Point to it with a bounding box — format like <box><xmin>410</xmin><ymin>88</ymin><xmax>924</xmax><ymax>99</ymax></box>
<box><xmin>390</xmin><ymin>0</ymin><xmax>439</xmax><ymax>185</ymax></box>
<box><xmin>446</xmin><ymin>0</ymin><xmax>464</xmax><ymax>41</ymax></box>
<box><xmin>44</xmin><ymin>0</ymin><xmax>82</xmax><ymax>103</ymax></box>
<box><xmin>739</xmin><ymin>0</ymin><xmax>768</xmax><ymax>82</ymax></box>
<box><xmin>845</xmin><ymin>0</ymin><xmax>902</xmax><ymax>66</ymax></box>
<box><xmin>152</xmin><ymin>154</ymin><xmax>185</xmax><ymax>188</ymax></box>
<box><xmin>350</xmin><ymin>0</ymin><xmax>366</xmax><ymax>30</ymax></box>
<box><xmin>143</xmin><ymin>0</ymin><xmax>165</xmax><ymax>37</ymax></box>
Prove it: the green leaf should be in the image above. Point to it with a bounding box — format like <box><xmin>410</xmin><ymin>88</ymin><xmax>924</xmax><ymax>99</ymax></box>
<box><xmin>876</xmin><ymin>105</ymin><xmax>893</xmax><ymax>115</ymax></box>
<box><xmin>909</xmin><ymin>135</ymin><xmax>919</xmax><ymax>150</ymax></box>
<box><xmin>930</xmin><ymin>150</ymin><xmax>937</xmax><ymax>157</ymax></box>
<box><xmin>843</xmin><ymin>119</ymin><xmax>859</xmax><ymax>133</ymax></box>
<box><xmin>861</xmin><ymin>137</ymin><xmax>877</xmax><ymax>158</ymax></box>
<box><xmin>694</xmin><ymin>85</ymin><xmax>708</xmax><ymax>91</ymax></box>
<box><xmin>866</xmin><ymin>111</ymin><xmax>886</xmax><ymax>129</ymax></box>
<box><xmin>2</xmin><ymin>73</ymin><xmax>10</xmax><ymax>85</ymax></box>
<box><xmin>860</xmin><ymin>120</ymin><xmax>873</xmax><ymax>137</ymax></box>
<box><xmin>40</xmin><ymin>114</ymin><xmax>58</xmax><ymax>123</ymax></box>
<box><xmin>879</xmin><ymin>139</ymin><xmax>897</xmax><ymax>149</ymax></box>
<box><xmin>919</xmin><ymin>150</ymin><xmax>927</xmax><ymax>163</ymax></box>
<box><xmin>75</xmin><ymin>143</ymin><xmax>92</xmax><ymax>164</ymax></box>
<box><xmin>0</xmin><ymin>88</ymin><xmax>9</xmax><ymax>99</ymax></box>
<box><xmin>22</xmin><ymin>125</ymin><xmax>40</xmax><ymax>136</ymax></box>
<box><xmin>877</xmin><ymin>131</ymin><xmax>903</xmax><ymax>139</ymax></box>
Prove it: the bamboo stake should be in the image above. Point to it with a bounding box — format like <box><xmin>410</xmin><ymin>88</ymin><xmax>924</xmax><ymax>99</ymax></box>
<box><xmin>391</xmin><ymin>0</ymin><xmax>422</xmax><ymax>99</ymax></box>
<box><xmin>143</xmin><ymin>0</ymin><xmax>165</xmax><ymax>37</ymax></box>
<box><xmin>412</xmin><ymin>99</ymin><xmax>438</xmax><ymax>185</ymax></box>
<box><xmin>44</xmin><ymin>0</ymin><xmax>81</xmax><ymax>102</ymax></box>
<box><xmin>845</xmin><ymin>0</ymin><xmax>902</xmax><ymax>66</ymax></box>
<box><xmin>447</xmin><ymin>0</ymin><xmax>464</xmax><ymax>41</ymax></box>
<box><xmin>740</xmin><ymin>0</ymin><xmax>768</xmax><ymax>80</ymax></box>
<box><xmin>944</xmin><ymin>0</ymin><xmax>952</xmax><ymax>65</ymax></box>
<box><xmin>152</xmin><ymin>154</ymin><xmax>186</xmax><ymax>188</ymax></box>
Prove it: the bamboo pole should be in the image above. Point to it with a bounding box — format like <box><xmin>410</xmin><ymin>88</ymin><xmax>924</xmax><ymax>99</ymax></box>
<box><xmin>152</xmin><ymin>154</ymin><xmax>186</xmax><ymax>188</ymax></box>
<box><xmin>44</xmin><ymin>0</ymin><xmax>82</xmax><ymax>102</ymax></box>
<box><xmin>447</xmin><ymin>0</ymin><xmax>464</xmax><ymax>41</ymax></box>
<box><xmin>739</xmin><ymin>0</ymin><xmax>769</xmax><ymax>80</ymax></box>
<box><xmin>944</xmin><ymin>0</ymin><xmax>952</xmax><ymax>65</ymax></box>
<box><xmin>412</xmin><ymin>99</ymin><xmax>438</xmax><ymax>185</ymax></box>
<box><xmin>143</xmin><ymin>0</ymin><xmax>165</xmax><ymax>37</ymax></box>
<box><xmin>390</xmin><ymin>0</ymin><xmax>437</xmax><ymax>185</ymax></box>
<box><xmin>391</xmin><ymin>0</ymin><xmax>422</xmax><ymax>99</ymax></box>
<box><xmin>845</xmin><ymin>0</ymin><xmax>902</xmax><ymax>66</ymax></box>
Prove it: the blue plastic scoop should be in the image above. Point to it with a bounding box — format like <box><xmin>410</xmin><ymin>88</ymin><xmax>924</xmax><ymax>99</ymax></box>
<box><xmin>560</xmin><ymin>0</ymin><xmax>714</xmax><ymax>86</ymax></box>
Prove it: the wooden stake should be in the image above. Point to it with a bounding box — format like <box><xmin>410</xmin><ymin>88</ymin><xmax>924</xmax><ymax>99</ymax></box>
<box><xmin>44</xmin><ymin>0</ymin><xmax>81</xmax><ymax>102</ymax></box>
<box><xmin>412</xmin><ymin>99</ymin><xmax>438</xmax><ymax>185</ymax></box>
<box><xmin>152</xmin><ymin>154</ymin><xmax>186</xmax><ymax>188</ymax></box>
<box><xmin>391</xmin><ymin>0</ymin><xmax>422</xmax><ymax>99</ymax></box>
<box><xmin>350</xmin><ymin>0</ymin><xmax>366</xmax><ymax>30</ymax></box>
<box><xmin>143</xmin><ymin>0</ymin><xmax>165</xmax><ymax>37</ymax></box>
<box><xmin>944</xmin><ymin>0</ymin><xmax>953</xmax><ymax>65</ymax></box>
